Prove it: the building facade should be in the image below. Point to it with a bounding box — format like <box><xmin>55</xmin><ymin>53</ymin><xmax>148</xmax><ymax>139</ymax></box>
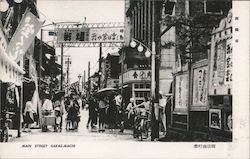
<box><xmin>163</xmin><ymin>0</ymin><xmax>232</xmax><ymax>141</ymax></box>
<box><xmin>100</xmin><ymin>53</ymin><xmax>120</xmax><ymax>89</ymax></box>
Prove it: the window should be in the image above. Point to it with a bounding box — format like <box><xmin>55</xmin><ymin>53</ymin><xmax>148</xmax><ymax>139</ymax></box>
<box><xmin>164</xmin><ymin>0</ymin><xmax>176</xmax><ymax>15</ymax></box>
<box><xmin>146</xmin><ymin>84</ymin><xmax>150</xmax><ymax>88</ymax></box>
<box><xmin>204</xmin><ymin>0</ymin><xmax>232</xmax><ymax>15</ymax></box>
<box><xmin>134</xmin><ymin>84</ymin><xmax>139</xmax><ymax>88</ymax></box>
<box><xmin>139</xmin><ymin>84</ymin><xmax>144</xmax><ymax>88</ymax></box>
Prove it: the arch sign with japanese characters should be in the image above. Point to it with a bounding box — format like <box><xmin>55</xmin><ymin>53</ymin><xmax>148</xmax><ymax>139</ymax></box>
<box><xmin>56</xmin><ymin>24</ymin><xmax>124</xmax><ymax>46</ymax></box>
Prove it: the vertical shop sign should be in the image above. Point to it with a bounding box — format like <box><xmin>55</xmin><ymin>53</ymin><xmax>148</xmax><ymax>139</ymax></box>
<box><xmin>224</xmin><ymin>38</ymin><xmax>232</xmax><ymax>85</ymax></box>
<box><xmin>175</xmin><ymin>74</ymin><xmax>188</xmax><ymax>109</ymax></box>
<box><xmin>6</xmin><ymin>11</ymin><xmax>43</xmax><ymax>62</ymax></box>
<box><xmin>192</xmin><ymin>66</ymin><xmax>208</xmax><ymax>106</ymax></box>
<box><xmin>213</xmin><ymin>40</ymin><xmax>226</xmax><ymax>85</ymax></box>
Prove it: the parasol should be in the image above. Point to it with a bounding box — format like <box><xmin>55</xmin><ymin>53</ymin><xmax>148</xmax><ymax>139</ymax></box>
<box><xmin>94</xmin><ymin>88</ymin><xmax>119</xmax><ymax>99</ymax></box>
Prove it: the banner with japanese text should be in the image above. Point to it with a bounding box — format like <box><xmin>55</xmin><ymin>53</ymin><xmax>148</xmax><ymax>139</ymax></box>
<box><xmin>89</xmin><ymin>27</ymin><xmax>124</xmax><ymax>43</ymax></box>
<box><xmin>6</xmin><ymin>10</ymin><xmax>43</xmax><ymax>62</ymax></box>
<box><xmin>57</xmin><ymin>27</ymin><xmax>124</xmax><ymax>43</ymax></box>
<box><xmin>192</xmin><ymin>66</ymin><xmax>208</xmax><ymax>107</ymax></box>
<box><xmin>175</xmin><ymin>73</ymin><xmax>189</xmax><ymax>110</ymax></box>
<box><xmin>224</xmin><ymin>38</ymin><xmax>232</xmax><ymax>85</ymax></box>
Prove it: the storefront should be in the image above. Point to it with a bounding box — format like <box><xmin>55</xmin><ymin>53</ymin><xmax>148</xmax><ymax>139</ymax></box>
<box><xmin>0</xmin><ymin>26</ymin><xmax>25</xmax><ymax>142</ymax></box>
<box><xmin>120</xmin><ymin>69</ymin><xmax>151</xmax><ymax>105</ymax></box>
<box><xmin>169</xmin><ymin>9</ymin><xmax>232</xmax><ymax>141</ymax></box>
<box><xmin>207</xmin><ymin>9</ymin><xmax>232</xmax><ymax>141</ymax></box>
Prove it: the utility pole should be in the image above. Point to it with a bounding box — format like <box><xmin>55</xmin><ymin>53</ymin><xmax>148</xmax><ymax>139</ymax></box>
<box><xmin>60</xmin><ymin>44</ymin><xmax>64</xmax><ymax>91</ymax></box>
<box><xmin>98</xmin><ymin>43</ymin><xmax>102</xmax><ymax>89</ymax></box>
<box><xmin>88</xmin><ymin>61</ymin><xmax>90</xmax><ymax>99</ymax></box>
<box><xmin>83</xmin><ymin>70</ymin><xmax>86</xmax><ymax>94</ymax></box>
<box><xmin>65</xmin><ymin>56</ymin><xmax>71</xmax><ymax>94</ymax></box>
<box><xmin>151</xmin><ymin>0</ymin><xmax>161</xmax><ymax>141</ymax></box>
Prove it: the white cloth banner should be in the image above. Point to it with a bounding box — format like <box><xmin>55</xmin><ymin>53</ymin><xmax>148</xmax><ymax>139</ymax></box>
<box><xmin>6</xmin><ymin>10</ymin><xmax>43</xmax><ymax>62</ymax></box>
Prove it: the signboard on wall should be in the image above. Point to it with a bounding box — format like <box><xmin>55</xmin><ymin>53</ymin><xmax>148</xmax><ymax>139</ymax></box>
<box><xmin>122</xmin><ymin>69</ymin><xmax>151</xmax><ymax>84</ymax></box>
<box><xmin>192</xmin><ymin>66</ymin><xmax>208</xmax><ymax>107</ymax></box>
<box><xmin>57</xmin><ymin>27</ymin><xmax>124</xmax><ymax>43</ymax></box>
<box><xmin>224</xmin><ymin>38</ymin><xmax>232</xmax><ymax>85</ymax></box>
<box><xmin>175</xmin><ymin>73</ymin><xmax>189</xmax><ymax>110</ymax></box>
<box><xmin>209</xmin><ymin>12</ymin><xmax>232</xmax><ymax>95</ymax></box>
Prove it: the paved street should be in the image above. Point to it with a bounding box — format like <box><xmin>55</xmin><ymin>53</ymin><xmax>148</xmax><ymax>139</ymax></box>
<box><xmin>11</xmin><ymin>109</ymin><xmax>138</xmax><ymax>142</ymax></box>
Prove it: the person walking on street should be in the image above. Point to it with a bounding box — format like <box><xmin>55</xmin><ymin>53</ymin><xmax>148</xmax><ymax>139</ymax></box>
<box><xmin>125</xmin><ymin>98</ymin><xmax>136</xmax><ymax>129</ymax></box>
<box><xmin>98</xmin><ymin>99</ymin><xmax>107</xmax><ymax>132</ymax></box>
<box><xmin>41</xmin><ymin>93</ymin><xmax>53</xmax><ymax>131</ymax></box>
<box><xmin>87</xmin><ymin>96</ymin><xmax>98</xmax><ymax>129</ymax></box>
<box><xmin>159</xmin><ymin>91</ymin><xmax>167</xmax><ymax>135</ymax></box>
<box><xmin>114</xmin><ymin>94</ymin><xmax>123</xmax><ymax>132</ymax></box>
<box><xmin>107</xmin><ymin>95</ymin><xmax>116</xmax><ymax>131</ymax></box>
<box><xmin>23</xmin><ymin>101</ymin><xmax>34</xmax><ymax>132</ymax></box>
<box><xmin>70</xmin><ymin>93</ymin><xmax>80</xmax><ymax>130</ymax></box>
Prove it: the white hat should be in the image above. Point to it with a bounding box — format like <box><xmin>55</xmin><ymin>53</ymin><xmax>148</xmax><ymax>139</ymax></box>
<box><xmin>130</xmin><ymin>98</ymin><xmax>134</xmax><ymax>102</ymax></box>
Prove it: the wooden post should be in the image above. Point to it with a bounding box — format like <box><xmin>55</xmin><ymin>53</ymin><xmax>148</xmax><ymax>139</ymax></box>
<box><xmin>98</xmin><ymin>43</ymin><xmax>102</xmax><ymax>89</ymax></box>
<box><xmin>60</xmin><ymin>44</ymin><xmax>64</xmax><ymax>91</ymax></box>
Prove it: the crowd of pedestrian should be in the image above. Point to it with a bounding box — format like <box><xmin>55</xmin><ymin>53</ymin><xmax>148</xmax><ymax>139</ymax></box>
<box><xmin>21</xmin><ymin>88</ymin><xmax>169</xmax><ymax>139</ymax></box>
<box><xmin>85</xmin><ymin>93</ymin><xmax>154</xmax><ymax>135</ymax></box>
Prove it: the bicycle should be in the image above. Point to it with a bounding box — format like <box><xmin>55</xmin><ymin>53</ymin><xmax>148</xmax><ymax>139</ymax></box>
<box><xmin>133</xmin><ymin>110</ymin><xmax>151</xmax><ymax>141</ymax></box>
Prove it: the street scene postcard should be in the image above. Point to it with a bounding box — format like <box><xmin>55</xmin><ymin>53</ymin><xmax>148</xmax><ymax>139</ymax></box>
<box><xmin>0</xmin><ymin>0</ymin><xmax>249</xmax><ymax>159</ymax></box>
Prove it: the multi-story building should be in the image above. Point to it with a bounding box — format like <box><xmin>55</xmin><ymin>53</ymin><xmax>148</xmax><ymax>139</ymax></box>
<box><xmin>121</xmin><ymin>0</ymin><xmax>163</xmax><ymax>105</ymax></box>
<box><xmin>0</xmin><ymin>0</ymin><xmax>40</xmax><ymax>141</ymax></box>
<box><xmin>100</xmin><ymin>53</ymin><xmax>120</xmax><ymax>89</ymax></box>
<box><xmin>162</xmin><ymin>0</ymin><xmax>232</xmax><ymax>141</ymax></box>
<box><xmin>123</xmin><ymin>0</ymin><xmax>232</xmax><ymax>141</ymax></box>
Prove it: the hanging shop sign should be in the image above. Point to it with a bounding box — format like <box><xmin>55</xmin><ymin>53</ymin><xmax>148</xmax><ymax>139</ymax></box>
<box><xmin>192</xmin><ymin>65</ymin><xmax>208</xmax><ymax>108</ymax></box>
<box><xmin>174</xmin><ymin>73</ymin><xmax>189</xmax><ymax>110</ymax></box>
<box><xmin>5</xmin><ymin>10</ymin><xmax>43</xmax><ymax>62</ymax></box>
<box><xmin>57</xmin><ymin>27</ymin><xmax>124</xmax><ymax>43</ymax></box>
<box><xmin>209</xmin><ymin>109</ymin><xmax>222</xmax><ymax>129</ymax></box>
<box><xmin>209</xmin><ymin>10</ymin><xmax>232</xmax><ymax>95</ymax></box>
<box><xmin>122</xmin><ymin>69</ymin><xmax>151</xmax><ymax>84</ymax></box>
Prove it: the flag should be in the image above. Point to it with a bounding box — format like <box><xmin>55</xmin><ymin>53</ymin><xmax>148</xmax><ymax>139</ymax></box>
<box><xmin>6</xmin><ymin>10</ymin><xmax>43</xmax><ymax>62</ymax></box>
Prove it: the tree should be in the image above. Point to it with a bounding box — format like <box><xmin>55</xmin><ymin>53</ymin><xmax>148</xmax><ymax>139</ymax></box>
<box><xmin>160</xmin><ymin>1</ymin><xmax>231</xmax><ymax>64</ymax></box>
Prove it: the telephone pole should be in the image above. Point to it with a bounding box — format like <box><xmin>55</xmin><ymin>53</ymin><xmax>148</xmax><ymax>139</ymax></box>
<box><xmin>98</xmin><ymin>43</ymin><xmax>102</xmax><ymax>89</ymax></box>
<box><xmin>83</xmin><ymin>70</ymin><xmax>86</xmax><ymax>94</ymax></box>
<box><xmin>88</xmin><ymin>61</ymin><xmax>90</xmax><ymax>99</ymax></box>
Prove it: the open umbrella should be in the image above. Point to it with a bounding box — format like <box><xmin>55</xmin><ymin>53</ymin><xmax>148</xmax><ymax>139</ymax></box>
<box><xmin>94</xmin><ymin>88</ymin><xmax>119</xmax><ymax>99</ymax></box>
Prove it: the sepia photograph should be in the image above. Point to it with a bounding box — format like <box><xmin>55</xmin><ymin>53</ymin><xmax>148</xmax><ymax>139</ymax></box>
<box><xmin>0</xmin><ymin>0</ymin><xmax>249</xmax><ymax>158</ymax></box>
